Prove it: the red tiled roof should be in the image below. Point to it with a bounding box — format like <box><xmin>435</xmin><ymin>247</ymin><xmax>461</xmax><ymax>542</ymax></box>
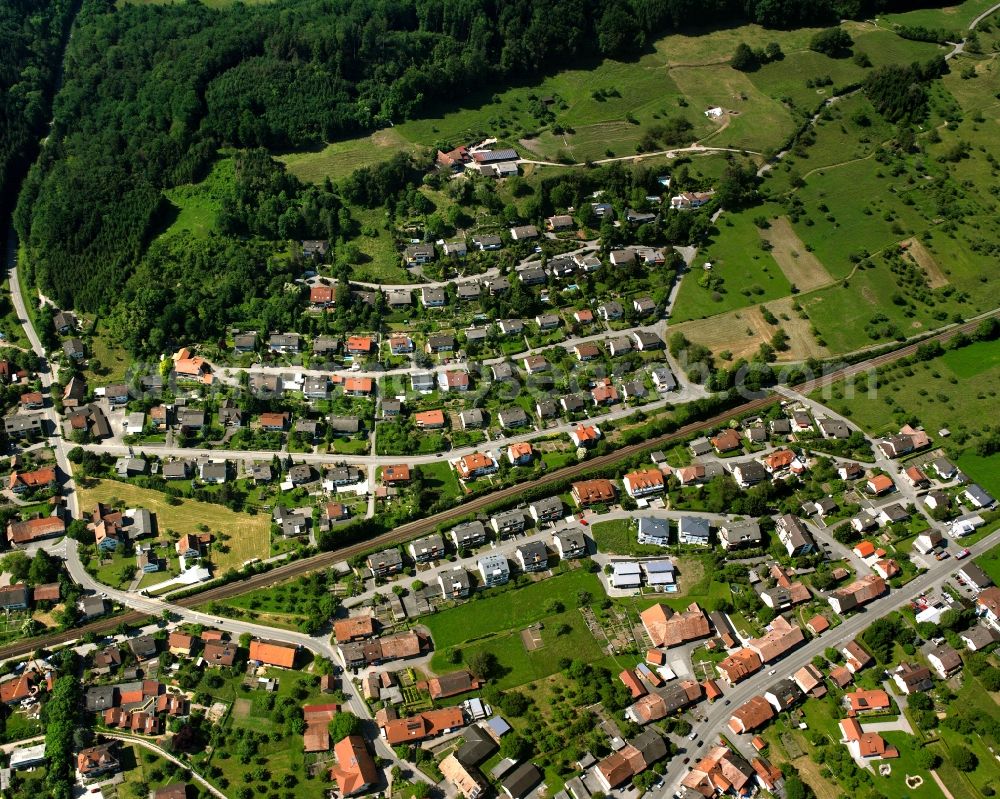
<box><xmin>249</xmin><ymin>640</ymin><xmax>297</xmax><ymax>668</ymax></box>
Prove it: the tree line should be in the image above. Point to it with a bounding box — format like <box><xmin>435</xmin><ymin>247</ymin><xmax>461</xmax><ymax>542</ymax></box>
<box><xmin>0</xmin><ymin>0</ymin><xmax>75</xmax><ymax>221</ymax></box>
<box><xmin>14</xmin><ymin>0</ymin><xmax>952</xmax><ymax>328</ymax></box>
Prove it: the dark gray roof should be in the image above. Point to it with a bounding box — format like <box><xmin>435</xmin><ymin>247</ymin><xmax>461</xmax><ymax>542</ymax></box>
<box><xmin>502</xmin><ymin>763</ymin><xmax>543</xmax><ymax>799</ymax></box>
<box><xmin>456</xmin><ymin>724</ymin><xmax>497</xmax><ymax>766</ymax></box>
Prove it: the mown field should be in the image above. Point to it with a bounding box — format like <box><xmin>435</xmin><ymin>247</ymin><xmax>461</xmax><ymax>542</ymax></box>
<box><xmin>425</xmin><ymin>569</ymin><xmax>606</xmax><ymax>688</ymax></box>
<box><xmin>76</xmin><ymin>479</ymin><xmax>271</xmax><ymax>572</ymax></box>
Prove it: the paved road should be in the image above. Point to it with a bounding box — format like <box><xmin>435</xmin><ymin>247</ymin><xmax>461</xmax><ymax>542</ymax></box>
<box><xmin>6</xmin><ymin>226</ymin><xmax>78</xmax><ymax>519</ymax></box>
<box><xmin>662</xmin><ymin>525</ymin><xmax>1000</xmax><ymax>797</ymax></box>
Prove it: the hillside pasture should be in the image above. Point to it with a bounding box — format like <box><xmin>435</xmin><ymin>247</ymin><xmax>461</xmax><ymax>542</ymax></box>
<box><xmin>900</xmin><ymin>238</ymin><xmax>949</xmax><ymax>289</ymax></box>
<box><xmin>672</xmin><ymin>295</ymin><xmax>829</xmax><ymax>362</ymax></box>
<box><xmin>760</xmin><ymin>216</ymin><xmax>834</xmax><ymax>291</ymax></box>
<box><xmin>278</xmin><ymin>128</ymin><xmax>422</xmax><ymax>183</ymax></box>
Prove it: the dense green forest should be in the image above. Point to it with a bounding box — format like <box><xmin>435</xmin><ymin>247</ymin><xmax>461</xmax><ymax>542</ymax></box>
<box><xmin>14</xmin><ymin>0</ymin><xmax>952</xmax><ymax>333</ymax></box>
<box><xmin>0</xmin><ymin>0</ymin><xmax>75</xmax><ymax>220</ymax></box>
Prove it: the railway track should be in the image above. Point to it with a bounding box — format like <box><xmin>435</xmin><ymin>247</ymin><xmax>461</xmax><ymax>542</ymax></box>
<box><xmin>1</xmin><ymin>311</ymin><xmax>994</xmax><ymax>660</ymax></box>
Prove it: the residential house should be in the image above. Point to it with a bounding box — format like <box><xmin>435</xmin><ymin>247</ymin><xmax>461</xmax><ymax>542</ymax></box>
<box><xmin>711</xmin><ymin>428</ymin><xmax>742</xmax><ymax>453</ymax></box>
<box><xmin>727</xmin><ymin>696</ymin><xmax>775</xmax><ymax>734</ymax></box>
<box><xmin>268</xmin><ymin>333</ymin><xmax>301</xmax><ymax>354</ymax></box>
<box><xmin>409</xmin><ymin>534</ymin><xmax>445</xmax><ymax>563</ymax></box>
<box><xmin>528</xmin><ymin>497</ymin><xmax>563</xmax><ymax>525</ymax></box>
<box><xmin>892</xmin><ymin>662</ymin><xmax>934</xmax><ymax>695</ymax></box>
<box><xmin>623</xmin><ymin>468</ymin><xmax>665</xmax><ymax>499</ymax></box>
<box><xmin>763</xmin><ymin>679</ymin><xmax>803</xmax><ymax>713</ymax></box>
<box><xmin>640</xmin><ymin>602</ymin><xmax>710</xmax><ymax>648</ymax></box>
<box><xmin>509</xmin><ymin>225</ymin><xmax>538</xmax><ymax>241</ymax></box>
<box><xmin>637</xmin><ymin>517</ymin><xmax>670</xmax><ymax>547</ymax></box>
<box><xmin>553</xmin><ymin>529</ymin><xmax>586</xmax><ymax>559</ymax></box>
<box><xmin>569</xmin><ymin>424</ymin><xmax>601</xmax><ymax>448</ymax></box>
<box><xmin>449</xmin><ymin>520</ymin><xmax>487</xmax><ymax>550</ymax></box>
<box><xmin>747</xmin><ymin>617</ymin><xmax>805</xmax><ymax>663</ymax></box>
<box><xmin>491</xmin><ymin>509</ymin><xmax>526</xmax><ymax>537</ymax></box>
<box><xmin>677</xmin><ymin>516</ymin><xmax>710</xmax><ymax>546</ymax></box>
<box><xmin>775</xmin><ymin>514</ymin><xmax>815</xmax><ymax>557</ymax></box>
<box><xmin>478</xmin><ymin>554</ymin><xmax>510</xmax><ymax>587</ymax></box>
<box><xmin>571</xmin><ymin>479</ymin><xmax>616</xmax><ymax>507</ymax></box>
<box><xmin>828</xmin><ymin>574</ymin><xmax>886</xmax><ymax>614</ymax></box>
<box><xmin>456</xmin><ymin>453</ymin><xmax>498</xmax><ymax>480</ymax></box>
<box><xmin>438</xmin><ymin>567</ymin><xmax>472</xmax><ymax>599</ymax></box>
<box><xmin>719</xmin><ymin>519</ymin><xmax>762</xmax><ymax>550</ymax></box>
<box><xmin>925</xmin><ymin>643</ymin><xmax>962</xmax><ymax>679</ymax></box>
<box><xmin>367</xmin><ymin>549</ymin><xmax>404</xmax><ymax>578</ymax></box>
<box><xmin>404</xmin><ymin>244</ymin><xmax>436</xmax><ymax>266</ymax></box>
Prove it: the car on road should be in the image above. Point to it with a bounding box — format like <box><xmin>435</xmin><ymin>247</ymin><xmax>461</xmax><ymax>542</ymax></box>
<box><xmin>724</xmin><ymin>699</ymin><xmax>731</xmax><ymax>705</ymax></box>
<box><xmin>688</xmin><ymin>731</ymin><xmax>697</xmax><ymax>740</ymax></box>
<box><xmin>768</xmin><ymin>669</ymin><xmax>776</xmax><ymax>675</ymax></box>
<box><xmin>956</xmin><ymin>548</ymin><xmax>971</xmax><ymax>560</ymax></box>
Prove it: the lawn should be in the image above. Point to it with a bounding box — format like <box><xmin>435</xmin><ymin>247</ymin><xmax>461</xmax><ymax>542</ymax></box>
<box><xmin>425</xmin><ymin>569</ymin><xmax>606</xmax><ymax>687</ymax></box>
<box><xmin>973</xmin><ymin>541</ymin><xmax>1000</xmax><ymax>586</ymax></box>
<box><xmin>76</xmin><ymin>479</ymin><xmax>270</xmax><ymax>573</ymax></box>
<box><xmin>672</xmin><ymin>204</ymin><xmax>792</xmax><ymax>323</ymax></box>
<box><xmin>590</xmin><ymin>518</ymin><xmax>668</xmax><ymax>557</ymax></box>
<box><xmin>159</xmin><ymin>157</ymin><xmax>232</xmax><ymax>240</ymax></box>
<box><xmin>277</xmin><ymin>128</ymin><xmax>422</xmax><ymax>182</ymax></box>
<box><xmin>876</xmin><ymin>731</ymin><xmax>947</xmax><ymax>799</ymax></box>
<box><xmin>418</xmin><ymin>460</ymin><xmax>463</xmax><ymax>503</ymax></box>
<box><xmin>880</xmin><ymin>0</ymin><xmax>1000</xmax><ymax>30</ymax></box>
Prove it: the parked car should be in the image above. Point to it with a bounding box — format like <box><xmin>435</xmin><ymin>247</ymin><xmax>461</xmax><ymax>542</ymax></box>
<box><xmin>956</xmin><ymin>548</ymin><xmax>971</xmax><ymax>560</ymax></box>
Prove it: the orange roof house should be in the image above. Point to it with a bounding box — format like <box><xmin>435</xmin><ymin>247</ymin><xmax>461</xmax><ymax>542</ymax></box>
<box><xmin>711</xmin><ymin>428</ymin><xmax>742</xmax><ymax>453</ymax></box>
<box><xmin>702</xmin><ymin>679</ymin><xmax>723</xmax><ymax>701</ymax></box>
<box><xmin>456</xmin><ymin>452</ymin><xmax>497</xmax><ymax>479</ymax></box>
<box><xmin>866</xmin><ymin>474</ymin><xmax>894</xmax><ymax>495</ymax></box>
<box><xmin>640</xmin><ymin>603</ymin><xmax>711</xmax><ymax>648</ymax></box>
<box><xmin>845</xmin><ymin>689</ymin><xmax>890</xmax><ymax>714</ymax></box>
<box><xmin>383</xmin><ymin>464</ymin><xmax>411</xmax><ymax>483</ymax></box>
<box><xmin>381</xmin><ymin>707</ymin><xmax>465</xmax><ymax>744</ymax></box>
<box><xmin>415</xmin><ymin>410</ymin><xmax>446</xmax><ymax>428</ymax></box>
<box><xmin>249</xmin><ymin>640</ymin><xmax>297</xmax><ymax>668</ymax></box>
<box><xmin>853</xmin><ymin>541</ymin><xmax>876</xmax><ymax>558</ymax></box>
<box><xmin>763</xmin><ymin>449</ymin><xmax>796</xmax><ymax>472</ymax></box>
<box><xmin>806</xmin><ymin>615</ymin><xmax>830</xmax><ymax>635</ymax></box>
<box><xmin>344</xmin><ymin>376</ymin><xmax>374</xmax><ymax>395</ymax></box>
<box><xmin>619</xmin><ymin>669</ymin><xmax>648</xmax><ymax>699</ymax></box>
<box><xmin>7</xmin><ymin>516</ymin><xmax>65</xmax><ymax>545</ymax></box>
<box><xmin>168</xmin><ymin>632</ymin><xmax>194</xmax><ymax>655</ymax></box>
<box><xmin>571</xmin><ymin>479</ymin><xmax>616</xmax><ymax>506</ymax></box>
<box><xmin>728</xmin><ymin>696</ymin><xmax>775</xmax><ymax>734</ymax></box>
<box><xmin>718</xmin><ymin>648</ymin><xmax>763</xmax><ymax>685</ymax></box>
<box><xmin>334</xmin><ymin>615</ymin><xmax>377</xmax><ymax>643</ymax></box>
<box><xmin>331</xmin><ymin>735</ymin><xmax>379</xmax><ymax>795</ymax></box>
<box><xmin>646</xmin><ymin>649</ymin><xmax>666</xmax><ymax>666</ymax></box>
<box><xmin>310</xmin><ymin>285</ymin><xmax>335</xmax><ymax>306</ymax></box>
<box><xmin>507</xmin><ymin>442</ymin><xmax>534</xmax><ymax>464</ymax></box>
<box><xmin>747</xmin><ymin>617</ymin><xmax>805</xmax><ymax>663</ymax></box>
<box><xmin>175</xmin><ymin>354</ymin><xmax>212</xmax><ymax>383</ymax></box>
<box><xmin>623</xmin><ymin>469</ymin><xmax>665</xmax><ymax>498</ymax></box>
<box><xmin>9</xmin><ymin>467</ymin><xmax>57</xmax><ymax>492</ymax></box>
<box><xmin>839</xmin><ymin>718</ymin><xmax>898</xmax><ymax>759</ymax></box>
<box><xmin>346</xmin><ymin>336</ymin><xmax>373</xmax><ymax>353</ymax></box>
<box><xmin>829</xmin><ymin>666</ymin><xmax>853</xmax><ymax>688</ymax></box>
